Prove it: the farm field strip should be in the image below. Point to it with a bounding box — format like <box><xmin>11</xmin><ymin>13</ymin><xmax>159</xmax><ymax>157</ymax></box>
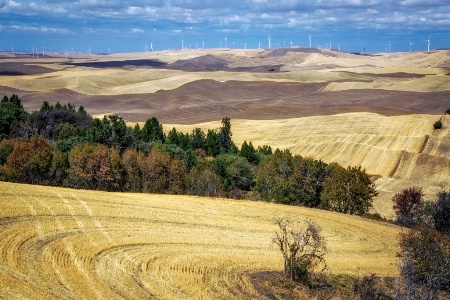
<box><xmin>0</xmin><ymin>181</ymin><xmax>400</xmax><ymax>299</ymax></box>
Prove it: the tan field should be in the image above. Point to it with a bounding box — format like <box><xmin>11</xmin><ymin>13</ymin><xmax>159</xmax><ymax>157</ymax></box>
<box><xmin>0</xmin><ymin>181</ymin><xmax>401</xmax><ymax>299</ymax></box>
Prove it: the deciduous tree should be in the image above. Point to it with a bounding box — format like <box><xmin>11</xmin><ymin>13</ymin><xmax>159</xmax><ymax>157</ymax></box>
<box><xmin>397</xmin><ymin>228</ymin><xmax>450</xmax><ymax>299</ymax></box>
<box><xmin>4</xmin><ymin>137</ymin><xmax>53</xmax><ymax>184</ymax></box>
<box><xmin>273</xmin><ymin>217</ymin><xmax>327</xmax><ymax>282</ymax></box>
<box><xmin>321</xmin><ymin>164</ymin><xmax>377</xmax><ymax>215</ymax></box>
<box><xmin>67</xmin><ymin>143</ymin><xmax>114</xmax><ymax>190</ymax></box>
<box><xmin>392</xmin><ymin>186</ymin><xmax>424</xmax><ymax>226</ymax></box>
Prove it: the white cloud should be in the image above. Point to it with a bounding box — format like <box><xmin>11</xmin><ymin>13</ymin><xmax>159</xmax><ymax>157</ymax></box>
<box><xmin>8</xmin><ymin>0</ymin><xmax>21</xmax><ymax>8</ymax></box>
<box><xmin>9</xmin><ymin>24</ymin><xmax>70</xmax><ymax>34</ymax></box>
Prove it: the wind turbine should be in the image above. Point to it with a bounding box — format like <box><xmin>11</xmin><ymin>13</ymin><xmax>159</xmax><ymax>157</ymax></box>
<box><xmin>65</xmin><ymin>49</ymin><xmax>68</xmax><ymax>59</ymax></box>
<box><xmin>268</xmin><ymin>37</ymin><xmax>271</xmax><ymax>49</ymax></box>
<box><xmin>150</xmin><ymin>42</ymin><xmax>153</xmax><ymax>52</ymax></box>
<box><xmin>11</xmin><ymin>47</ymin><xmax>14</xmax><ymax>56</ymax></box>
<box><xmin>224</xmin><ymin>37</ymin><xmax>227</xmax><ymax>48</ymax></box>
<box><xmin>145</xmin><ymin>44</ymin><xmax>148</xmax><ymax>54</ymax></box>
<box><xmin>32</xmin><ymin>47</ymin><xmax>34</xmax><ymax>58</ymax></box>
<box><xmin>72</xmin><ymin>47</ymin><xmax>74</xmax><ymax>60</ymax></box>
<box><xmin>181</xmin><ymin>39</ymin><xmax>184</xmax><ymax>50</ymax></box>
<box><xmin>409</xmin><ymin>42</ymin><xmax>413</xmax><ymax>53</ymax></box>
<box><xmin>426</xmin><ymin>35</ymin><xmax>431</xmax><ymax>52</ymax></box>
<box><xmin>42</xmin><ymin>47</ymin><xmax>45</xmax><ymax>57</ymax></box>
<box><xmin>232</xmin><ymin>41</ymin><xmax>235</xmax><ymax>48</ymax></box>
<box><xmin>244</xmin><ymin>42</ymin><xmax>247</xmax><ymax>49</ymax></box>
<box><xmin>202</xmin><ymin>41</ymin><xmax>204</xmax><ymax>49</ymax></box>
<box><xmin>258</xmin><ymin>42</ymin><xmax>260</xmax><ymax>49</ymax></box>
<box><xmin>388</xmin><ymin>42</ymin><xmax>391</xmax><ymax>53</ymax></box>
<box><xmin>309</xmin><ymin>34</ymin><xmax>312</xmax><ymax>48</ymax></box>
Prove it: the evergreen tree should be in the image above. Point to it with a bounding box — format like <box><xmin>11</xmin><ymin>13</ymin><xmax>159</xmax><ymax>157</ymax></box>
<box><xmin>240</xmin><ymin>141</ymin><xmax>259</xmax><ymax>164</ymax></box>
<box><xmin>141</xmin><ymin>117</ymin><xmax>164</xmax><ymax>143</ymax></box>
<box><xmin>190</xmin><ymin>127</ymin><xmax>206</xmax><ymax>150</ymax></box>
<box><xmin>0</xmin><ymin>95</ymin><xmax>27</xmax><ymax>138</ymax></box>
<box><xmin>217</xmin><ymin>117</ymin><xmax>237</xmax><ymax>154</ymax></box>
<box><xmin>205</xmin><ymin>129</ymin><xmax>220</xmax><ymax>156</ymax></box>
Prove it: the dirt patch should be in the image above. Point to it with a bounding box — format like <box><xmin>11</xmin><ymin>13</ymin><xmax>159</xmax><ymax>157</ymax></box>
<box><xmin>259</xmin><ymin>47</ymin><xmax>322</xmax><ymax>58</ymax></box>
<box><xmin>0</xmin><ymin>62</ymin><xmax>57</xmax><ymax>76</ymax></box>
<box><xmin>166</xmin><ymin>54</ymin><xmax>284</xmax><ymax>72</ymax></box>
<box><xmin>67</xmin><ymin>59</ymin><xmax>167</xmax><ymax>69</ymax></box>
<box><xmin>343</xmin><ymin>71</ymin><xmax>427</xmax><ymax>79</ymax></box>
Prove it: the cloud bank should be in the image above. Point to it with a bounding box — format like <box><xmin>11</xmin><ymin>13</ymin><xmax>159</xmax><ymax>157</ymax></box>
<box><xmin>1</xmin><ymin>0</ymin><xmax>449</xmax><ymax>52</ymax></box>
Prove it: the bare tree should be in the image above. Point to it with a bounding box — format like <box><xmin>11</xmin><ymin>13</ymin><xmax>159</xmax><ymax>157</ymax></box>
<box><xmin>272</xmin><ymin>217</ymin><xmax>327</xmax><ymax>281</ymax></box>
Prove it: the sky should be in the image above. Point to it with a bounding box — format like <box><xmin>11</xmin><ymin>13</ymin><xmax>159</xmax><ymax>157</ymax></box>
<box><xmin>1</xmin><ymin>0</ymin><xmax>450</xmax><ymax>54</ymax></box>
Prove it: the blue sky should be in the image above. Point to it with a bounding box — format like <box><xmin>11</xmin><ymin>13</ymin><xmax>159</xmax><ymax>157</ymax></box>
<box><xmin>1</xmin><ymin>0</ymin><xmax>449</xmax><ymax>54</ymax></box>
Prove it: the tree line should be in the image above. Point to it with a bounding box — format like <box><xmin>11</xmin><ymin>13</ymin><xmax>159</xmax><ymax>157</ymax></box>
<box><xmin>0</xmin><ymin>94</ymin><xmax>377</xmax><ymax>215</ymax></box>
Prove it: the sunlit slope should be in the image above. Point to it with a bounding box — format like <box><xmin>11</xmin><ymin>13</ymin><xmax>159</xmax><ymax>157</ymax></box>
<box><xmin>0</xmin><ymin>181</ymin><xmax>400</xmax><ymax>299</ymax></box>
<box><xmin>167</xmin><ymin>113</ymin><xmax>450</xmax><ymax>218</ymax></box>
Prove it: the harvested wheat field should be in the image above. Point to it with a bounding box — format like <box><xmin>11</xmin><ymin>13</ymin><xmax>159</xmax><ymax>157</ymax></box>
<box><xmin>0</xmin><ymin>181</ymin><xmax>400</xmax><ymax>299</ymax></box>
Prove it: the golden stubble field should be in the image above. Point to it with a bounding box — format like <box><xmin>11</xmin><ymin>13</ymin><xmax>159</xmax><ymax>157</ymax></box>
<box><xmin>0</xmin><ymin>181</ymin><xmax>400</xmax><ymax>299</ymax></box>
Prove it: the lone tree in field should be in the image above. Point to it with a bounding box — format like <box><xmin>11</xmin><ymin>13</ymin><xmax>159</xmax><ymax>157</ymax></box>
<box><xmin>273</xmin><ymin>217</ymin><xmax>327</xmax><ymax>282</ymax></box>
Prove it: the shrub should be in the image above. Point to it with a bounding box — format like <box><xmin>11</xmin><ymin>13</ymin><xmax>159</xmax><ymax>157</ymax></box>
<box><xmin>429</xmin><ymin>190</ymin><xmax>450</xmax><ymax>234</ymax></box>
<box><xmin>353</xmin><ymin>274</ymin><xmax>383</xmax><ymax>300</ymax></box>
<box><xmin>397</xmin><ymin>228</ymin><xmax>450</xmax><ymax>298</ymax></box>
<box><xmin>392</xmin><ymin>186</ymin><xmax>424</xmax><ymax>226</ymax></box>
<box><xmin>445</xmin><ymin>108</ymin><xmax>450</xmax><ymax>115</ymax></box>
<box><xmin>433</xmin><ymin>120</ymin><xmax>443</xmax><ymax>129</ymax></box>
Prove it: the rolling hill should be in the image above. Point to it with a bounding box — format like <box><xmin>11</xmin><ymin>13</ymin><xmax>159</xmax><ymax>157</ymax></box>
<box><xmin>0</xmin><ymin>181</ymin><xmax>400</xmax><ymax>299</ymax></box>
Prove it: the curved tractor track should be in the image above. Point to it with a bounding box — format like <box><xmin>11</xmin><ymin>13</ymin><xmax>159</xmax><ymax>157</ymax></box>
<box><xmin>0</xmin><ymin>181</ymin><xmax>400</xmax><ymax>299</ymax></box>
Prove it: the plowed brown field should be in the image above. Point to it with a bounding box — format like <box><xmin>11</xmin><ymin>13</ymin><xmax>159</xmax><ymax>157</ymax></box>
<box><xmin>0</xmin><ymin>181</ymin><xmax>400</xmax><ymax>299</ymax></box>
